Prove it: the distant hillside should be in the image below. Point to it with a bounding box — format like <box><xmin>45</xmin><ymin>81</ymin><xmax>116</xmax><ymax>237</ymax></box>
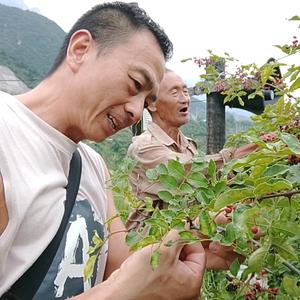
<box><xmin>0</xmin><ymin>0</ymin><xmax>27</xmax><ymax>10</ymax></box>
<box><xmin>0</xmin><ymin>4</ymin><xmax>65</xmax><ymax>88</ymax></box>
<box><xmin>0</xmin><ymin>65</ymin><xmax>29</xmax><ymax>94</ymax></box>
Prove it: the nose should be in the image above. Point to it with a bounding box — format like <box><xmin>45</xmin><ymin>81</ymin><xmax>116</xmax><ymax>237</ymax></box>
<box><xmin>180</xmin><ymin>92</ymin><xmax>190</xmax><ymax>104</ymax></box>
<box><xmin>124</xmin><ymin>96</ymin><xmax>145</xmax><ymax>124</ymax></box>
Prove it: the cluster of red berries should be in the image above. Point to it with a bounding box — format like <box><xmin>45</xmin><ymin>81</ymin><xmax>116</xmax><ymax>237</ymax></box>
<box><xmin>259</xmin><ymin>132</ymin><xmax>278</xmax><ymax>143</ymax></box>
<box><xmin>214</xmin><ymin>79</ymin><xmax>227</xmax><ymax>92</ymax></box>
<box><xmin>292</xmin><ymin>36</ymin><xmax>298</xmax><ymax>48</ymax></box>
<box><xmin>194</xmin><ymin>57</ymin><xmax>213</xmax><ymax>68</ymax></box>
<box><xmin>288</xmin><ymin>154</ymin><xmax>300</xmax><ymax>165</ymax></box>
<box><xmin>244</xmin><ymin>280</ymin><xmax>279</xmax><ymax>299</ymax></box>
<box><xmin>279</xmin><ymin>119</ymin><xmax>300</xmax><ymax>134</ymax></box>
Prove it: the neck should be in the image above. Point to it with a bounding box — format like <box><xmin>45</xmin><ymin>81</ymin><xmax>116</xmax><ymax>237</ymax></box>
<box><xmin>16</xmin><ymin>70</ymin><xmax>80</xmax><ymax>141</ymax></box>
<box><xmin>153</xmin><ymin>119</ymin><xmax>181</xmax><ymax>144</ymax></box>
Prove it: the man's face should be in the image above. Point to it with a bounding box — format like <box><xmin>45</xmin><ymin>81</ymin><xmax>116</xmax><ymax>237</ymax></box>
<box><xmin>68</xmin><ymin>29</ymin><xmax>165</xmax><ymax>142</ymax></box>
<box><xmin>151</xmin><ymin>71</ymin><xmax>190</xmax><ymax>128</ymax></box>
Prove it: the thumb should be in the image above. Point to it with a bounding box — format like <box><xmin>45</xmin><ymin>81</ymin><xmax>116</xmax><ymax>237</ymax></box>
<box><xmin>159</xmin><ymin>229</ymin><xmax>184</xmax><ymax>261</ymax></box>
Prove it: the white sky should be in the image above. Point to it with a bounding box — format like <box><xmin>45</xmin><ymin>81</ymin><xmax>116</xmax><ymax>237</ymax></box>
<box><xmin>24</xmin><ymin>0</ymin><xmax>300</xmax><ymax>84</ymax></box>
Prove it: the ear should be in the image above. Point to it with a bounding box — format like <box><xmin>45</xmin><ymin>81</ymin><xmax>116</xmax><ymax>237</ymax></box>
<box><xmin>147</xmin><ymin>101</ymin><xmax>157</xmax><ymax>113</ymax></box>
<box><xmin>66</xmin><ymin>30</ymin><xmax>93</xmax><ymax>72</ymax></box>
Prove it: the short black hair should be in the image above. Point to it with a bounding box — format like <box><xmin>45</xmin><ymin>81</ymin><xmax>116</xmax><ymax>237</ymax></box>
<box><xmin>48</xmin><ymin>1</ymin><xmax>173</xmax><ymax>75</ymax></box>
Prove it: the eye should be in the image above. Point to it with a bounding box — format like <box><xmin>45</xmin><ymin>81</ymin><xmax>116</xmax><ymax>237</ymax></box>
<box><xmin>183</xmin><ymin>89</ymin><xmax>189</xmax><ymax>95</ymax></box>
<box><xmin>133</xmin><ymin>79</ymin><xmax>142</xmax><ymax>91</ymax></box>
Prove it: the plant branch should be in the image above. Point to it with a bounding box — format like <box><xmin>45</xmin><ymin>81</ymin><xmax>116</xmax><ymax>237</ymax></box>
<box><xmin>258</xmin><ymin>189</ymin><xmax>300</xmax><ymax>201</ymax></box>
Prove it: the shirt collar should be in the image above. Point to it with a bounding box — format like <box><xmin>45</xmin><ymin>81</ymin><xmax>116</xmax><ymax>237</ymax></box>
<box><xmin>147</xmin><ymin>122</ymin><xmax>190</xmax><ymax>149</ymax></box>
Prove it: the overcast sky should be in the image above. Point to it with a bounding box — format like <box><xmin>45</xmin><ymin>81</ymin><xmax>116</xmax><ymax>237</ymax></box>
<box><xmin>24</xmin><ymin>0</ymin><xmax>300</xmax><ymax>83</ymax></box>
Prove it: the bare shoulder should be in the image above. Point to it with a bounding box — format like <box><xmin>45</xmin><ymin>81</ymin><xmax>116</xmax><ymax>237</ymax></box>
<box><xmin>0</xmin><ymin>174</ymin><xmax>8</xmax><ymax>235</ymax></box>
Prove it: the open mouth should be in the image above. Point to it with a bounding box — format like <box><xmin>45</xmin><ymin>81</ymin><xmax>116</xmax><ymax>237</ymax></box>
<box><xmin>108</xmin><ymin>114</ymin><xmax>117</xmax><ymax>130</ymax></box>
<box><xmin>179</xmin><ymin>107</ymin><xmax>188</xmax><ymax>113</ymax></box>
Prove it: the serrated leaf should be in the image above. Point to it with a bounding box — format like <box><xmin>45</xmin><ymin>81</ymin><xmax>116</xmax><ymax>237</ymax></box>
<box><xmin>131</xmin><ymin>235</ymin><xmax>158</xmax><ymax>251</ymax></box>
<box><xmin>262</xmin><ymin>164</ymin><xmax>290</xmax><ymax>177</ymax></box>
<box><xmin>224</xmin><ymin>223</ymin><xmax>236</xmax><ymax>244</ymax></box>
<box><xmin>196</xmin><ymin>188</ymin><xmax>214</xmax><ymax>204</ymax></box>
<box><xmin>272</xmin><ymin>241</ymin><xmax>298</xmax><ymax>261</ymax></box>
<box><xmin>167</xmin><ymin>159</ymin><xmax>185</xmax><ymax>179</ymax></box>
<box><xmin>145</xmin><ymin>218</ymin><xmax>169</xmax><ymax>230</ymax></box>
<box><xmin>158</xmin><ymin>190</ymin><xmax>173</xmax><ymax>202</ymax></box>
<box><xmin>254</xmin><ymin>180</ymin><xmax>293</xmax><ymax>196</ymax></box>
<box><xmin>199</xmin><ymin>210</ymin><xmax>216</xmax><ymax>237</ymax></box>
<box><xmin>272</xmin><ymin>221</ymin><xmax>300</xmax><ymax>236</ymax></box>
<box><xmin>245</xmin><ymin>246</ymin><xmax>269</xmax><ymax>274</ymax></box>
<box><xmin>187</xmin><ymin>172</ymin><xmax>208</xmax><ymax>188</ymax></box>
<box><xmin>125</xmin><ymin>231</ymin><xmax>141</xmax><ymax>248</ymax></box>
<box><xmin>170</xmin><ymin>218</ymin><xmax>186</xmax><ymax>230</ymax></box>
<box><xmin>282</xmin><ymin>276</ymin><xmax>300</xmax><ymax>296</ymax></box>
<box><xmin>179</xmin><ymin>183</ymin><xmax>194</xmax><ymax>194</ymax></box>
<box><xmin>286</xmin><ymin>164</ymin><xmax>300</xmax><ymax>184</ymax></box>
<box><xmin>159</xmin><ymin>174</ymin><xmax>178</xmax><ymax>189</ymax></box>
<box><xmin>146</xmin><ymin>168</ymin><xmax>158</xmax><ymax>180</ymax></box>
<box><xmin>214</xmin><ymin>188</ymin><xmax>254</xmax><ymax>211</ymax></box>
<box><xmin>179</xmin><ymin>230</ymin><xmax>198</xmax><ymax>241</ymax></box>
<box><xmin>156</xmin><ymin>163</ymin><xmax>168</xmax><ymax>175</ymax></box>
<box><xmin>150</xmin><ymin>250</ymin><xmax>161</xmax><ymax>270</ymax></box>
<box><xmin>280</xmin><ymin>132</ymin><xmax>300</xmax><ymax>155</ymax></box>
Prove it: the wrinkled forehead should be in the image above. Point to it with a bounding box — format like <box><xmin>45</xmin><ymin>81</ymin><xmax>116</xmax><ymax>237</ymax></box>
<box><xmin>160</xmin><ymin>71</ymin><xmax>186</xmax><ymax>90</ymax></box>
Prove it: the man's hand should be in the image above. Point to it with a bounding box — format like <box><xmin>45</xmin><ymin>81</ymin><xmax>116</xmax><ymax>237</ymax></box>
<box><xmin>74</xmin><ymin>229</ymin><xmax>206</xmax><ymax>300</ymax></box>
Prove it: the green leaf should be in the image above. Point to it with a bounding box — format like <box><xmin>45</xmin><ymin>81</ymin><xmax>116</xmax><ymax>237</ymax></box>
<box><xmin>213</xmin><ymin>180</ymin><xmax>227</xmax><ymax>195</ymax></box>
<box><xmin>146</xmin><ymin>168</ymin><xmax>158</xmax><ymax>180</ymax></box>
<box><xmin>170</xmin><ymin>218</ymin><xmax>186</xmax><ymax>230</ymax></box>
<box><xmin>280</xmin><ymin>132</ymin><xmax>300</xmax><ymax>155</ymax></box>
<box><xmin>167</xmin><ymin>159</ymin><xmax>185</xmax><ymax>179</ymax></box>
<box><xmin>272</xmin><ymin>240</ymin><xmax>298</xmax><ymax>261</ymax></box>
<box><xmin>84</xmin><ymin>254</ymin><xmax>97</xmax><ymax>281</ymax></box>
<box><xmin>254</xmin><ymin>180</ymin><xmax>293</xmax><ymax>196</ymax></box>
<box><xmin>199</xmin><ymin>210</ymin><xmax>216</xmax><ymax>237</ymax></box>
<box><xmin>244</xmin><ymin>246</ymin><xmax>269</xmax><ymax>275</ymax></box>
<box><xmin>187</xmin><ymin>172</ymin><xmax>208</xmax><ymax>188</ymax></box>
<box><xmin>179</xmin><ymin>183</ymin><xmax>194</xmax><ymax>194</ymax></box>
<box><xmin>196</xmin><ymin>191</ymin><xmax>209</xmax><ymax>205</ymax></box>
<box><xmin>179</xmin><ymin>230</ymin><xmax>198</xmax><ymax>241</ymax></box>
<box><xmin>125</xmin><ymin>231</ymin><xmax>141</xmax><ymax>248</ymax></box>
<box><xmin>131</xmin><ymin>235</ymin><xmax>158</xmax><ymax>251</ymax></box>
<box><xmin>158</xmin><ymin>190</ymin><xmax>173</xmax><ymax>202</ymax></box>
<box><xmin>229</xmin><ymin>258</ymin><xmax>240</xmax><ymax>277</ymax></box>
<box><xmin>286</xmin><ymin>164</ymin><xmax>300</xmax><ymax>184</ymax></box>
<box><xmin>214</xmin><ymin>188</ymin><xmax>254</xmax><ymax>211</ymax></box>
<box><xmin>208</xmin><ymin>160</ymin><xmax>217</xmax><ymax>183</ymax></box>
<box><xmin>159</xmin><ymin>174</ymin><xmax>178</xmax><ymax>189</ymax></box>
<box><xmin>224</xmin><ymin>223</ymin><xmax>236</xmax><ymax>244</ymax></box>
<box><xmin>282</xmin><ymin>276</ymin><xmax>300</xmax><ymax>296</ymax></box>
<box><xmin>290</xmin><ymin>77</ymin><xmax>300</xmax><ymax>92</ymax></box>
<box><xmin>150</xmin><ymin>250</ymin><xmax>161</xmax><ymax>270</ymax></box>
<box><xmin>156</xmin><ymin>163</ymin><xmax>168</xmax><ymax>175</ymax></box>
<box><xmin>272</xmin><ymin>221</ymin><xmax>300</xmax><ymax>236</ymax></box>
<box><xmin>289</xmin><ymin>15</ymin><xmax>300</xmax><ymax>20</ymax></box>
<box><xmin>262</xmin><ymin>164</ymin><xmax>290</xmax><ymax>177</ymax></box>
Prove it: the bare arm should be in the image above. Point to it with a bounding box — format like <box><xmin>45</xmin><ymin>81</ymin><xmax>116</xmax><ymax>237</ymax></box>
<box><xmin>103</xmin><ymin>170</ymin><xmax>130</xmax><ymax>279</ymax></box>
<box><xmin>0</xmin><ymin>174</ymin><xmax>8</xmax><ymax>235</ymax></box>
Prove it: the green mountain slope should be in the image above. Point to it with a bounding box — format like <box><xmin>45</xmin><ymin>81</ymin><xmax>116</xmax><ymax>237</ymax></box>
<box><xmin>0</xmin><ymin>4</ymin><xmax>65</xmax><ymax>88</ymax></box>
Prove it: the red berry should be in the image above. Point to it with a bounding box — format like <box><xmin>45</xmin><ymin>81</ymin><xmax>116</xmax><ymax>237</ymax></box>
<box><xmin>225</xmin><ymin>206</ymin><xmax>233</xmax><ymax>213</ymax></box>
<box><xmin>251</xmin><ymin>226</ymin><xmax>258</xmax><ymax>234</ymax></box>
